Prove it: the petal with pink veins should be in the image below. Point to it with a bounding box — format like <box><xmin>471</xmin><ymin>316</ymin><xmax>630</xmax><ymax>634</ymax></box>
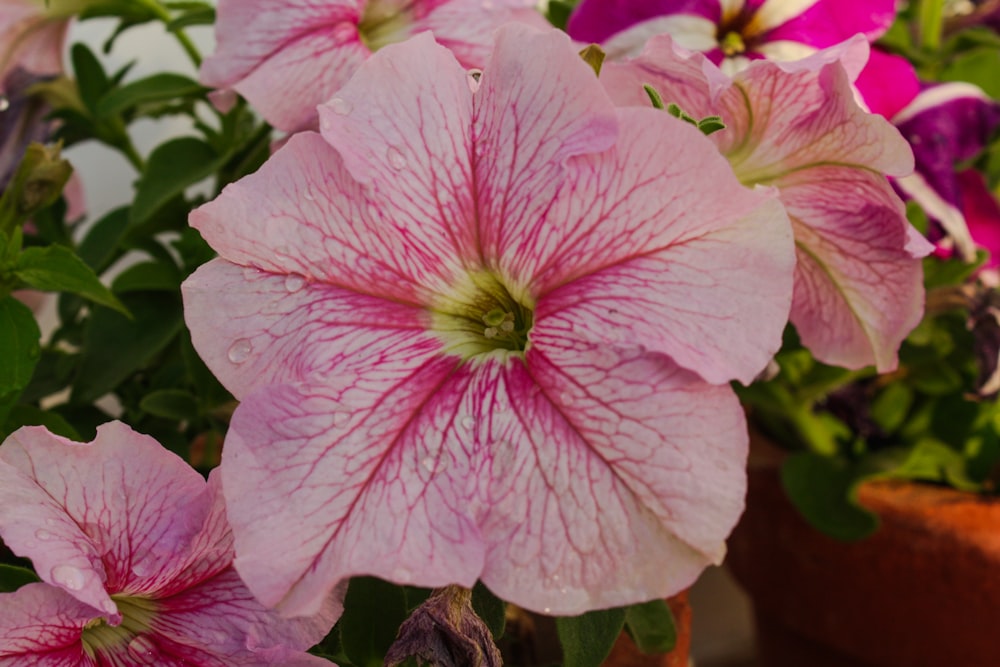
<box><xmin>0</xmin><ymin>583</ymin><xmax>94</xmax><ymax>666</ymax></box>
<box><xmin>0</xmin><ymin>422</ymin><xmax>210</xmax><ymax>618</ymax></box>
<box><xmin>602</xmin><ymin>36</ymin><xmax>928</xmax><ymax>371</ymax></box>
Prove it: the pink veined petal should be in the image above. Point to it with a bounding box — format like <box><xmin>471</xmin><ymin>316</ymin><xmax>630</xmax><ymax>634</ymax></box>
<box><xmin>475</xmin><ymin>341</ymin><xmax>749</xmax><ymax>614</ymax></box>
<box><xmin>780</xmin><ymin>167</ymin><xmax>927</xmax><ymax>371</ymax></box>
<box><xmin>200</xmin><ymin>0</ymin><xmax>364</xmax><ymax>132</ymax></box>
<box><xmin>151</xmin><ymin>567</ymin><xmax>341</xmax><ymax>663</ymax></box>
<box><xmin>188</xmin><ymin>132</ymin><xmax>466</xmax><ymax>308</ymax></box>
<box><xmin>0</xmin><ymin>1</ymin><xmax>68</xmax><ymax>86</ymax></box>
<box><xmin>0</xmin><ymin>583</ymin><xmax>94</xmax><ymax>666</ymax></box>
<box><xmin>764</xmin><ymin>0</ymin><xmax>897</xmax><ymax>47</ymax></box>
<box><xmin>0</xmin><ymin>423</ymin><xmax>211</xmax><ymax>618</ymax></box>
<box><xmin>182</xmin><ymin>259</ymin><xmax>441</xmax><ymax>400</ymax></box>
<box><xmin>415</xmin><ymin>0</ymin><xmax>550</xmax><ymax>66</ymax></box>
<box><xmin>220</xmin><ymin>341</ymin><xmax>749</xmax><ymax>617</ymax></box>
<box><xmin>473</xmin><ymin>25</ymin><xmax>619</xmax><ymax>275</ymax></box>
<box><xmin>508</xmin><ymin>106</ymin><xmax>793</xmax><ymax>385</ymax></box>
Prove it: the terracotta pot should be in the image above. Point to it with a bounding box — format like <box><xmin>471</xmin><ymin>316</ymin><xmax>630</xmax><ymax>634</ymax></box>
<box><xmin>727</xmin><ymin>447</ymin><xmax>1000</xmax><ymax>667</ymax></box>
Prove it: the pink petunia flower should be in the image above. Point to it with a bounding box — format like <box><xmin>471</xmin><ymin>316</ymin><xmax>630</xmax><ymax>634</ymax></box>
<box><xmin>600</xmin><ymin>36</ymin><xmax>929</xmax><ymax>372</ymax></box>
<box><xmin>200</xmin><ymin>0</ymin><xmax>550</xmax><ymax>133</ymax></box>
<box><xmin>0</xmin><ymin>421</ymin><xmax>339</xmax><ymax>666</ymax></box>
<box><xmin>183</xmin><ymin>25</ymin><xmax>795</xmax><ymax>617</ymax></box>
<box><xmin>0</xmin><ymin>0</ymin><xmax>85</xmax><ymax>95</ymax></box>
<box><xmin>565</xmin><ymin>0</ymin><xmax>897</xmax><ymax>72</ymax></box>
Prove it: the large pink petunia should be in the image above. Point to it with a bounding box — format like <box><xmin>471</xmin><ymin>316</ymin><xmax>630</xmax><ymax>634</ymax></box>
<box><xmin>200</xmin><ymin>0</ymin><xmax>549</xmax><ymax>132</ymax></box>
<box><xmin>183</xmin><ymin>25</ymin><xmax>795</xmax><ymax>616</ymax></box>
<box><xmin>600</xmin><ymin>36</ymin><xmax>930</xmax><ymax>372</ymax></box>
<box><xmin>0</xmin><ymin>422</ymin><xmax>339</xmax><ymax>666</ymax></box>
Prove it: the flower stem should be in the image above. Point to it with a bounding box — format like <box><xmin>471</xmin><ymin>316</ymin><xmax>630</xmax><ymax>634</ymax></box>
<box><xmin>133</xmin><ymin>0</ymin><xmax>203</xmax><ymax>68</ymax></box>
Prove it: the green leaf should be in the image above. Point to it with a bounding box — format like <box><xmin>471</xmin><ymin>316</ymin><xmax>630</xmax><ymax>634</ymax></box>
<box><xmin>556</xmin><ymin>607</ymin><xmax>627</xmax><ymax>667</ymax></box>
<box><xmin>0</xmin><ymin>297</ymin><xmax>41</xmax><ymax>396</ymax></box>
<box><xmin>140</xmin><ymin>389</ymin><xmax>199</xmax><ymax>421</ymax></box>
<box><xmin>77</xmin><ymin>207</ymin><xmax>129</xmax><ymax>273</ymax></box>
<box><xmin>340</xmin><ymin>577</ymin><xmax>409</xmax><ymax>667</ymax></box>
<box><xmin>97</xmin><ymin>73</ymin><xmax>207</xmax><ymax>118</ymax></box>
<box><xmin>545</xmin><ymin>0</ymin><xmax>578</xmax><ymax>30</ymax></box>
<box><xmin>166</xmin><ymin>7</ymin><xmax>216</xmax><ymax>30</ymax></box>
<box><xmin>890</xmin><ymin>439</ymin><xmax>980</xmax><ymax>491</ymax></box>
<box><xmin>869</xmin><ymin>382</ymin><xmax>914</xmax><ymax>433</ymax></box>
<box><xmin>72</xmin><ymin>292</ymin><xmax>184</xmax><ymax>403</ymax></box>
<box><xmin>131</xmin><ymin>137</ymin><xmax>227</xmax><ymax>225</ymax></box>
<box><xmin>624</xmin><ymin>599</ymin><xmax>676</xmax><ymax>654</ymax></box>
<box><xmin>471</xmin><ymin>581</ymin><xmax>506</xmax><ymax>640</ymax></box>
<box><xmin>781</xmin><ymin>452</ymin><xmax>879</xmax><ymax>541</ymax></box>
<box><xmin>70</xmin><ymin>43</ymin><xmax>111</xmax><ymax>113</ymax></box>
<box><xmin>940</xmin><ymin>48</ymin><xmax>1000</xmax><ymax>99</ymax></box>
<box><xmin>4</xmin><ymin>403</ymin><xmax>80</xmax><ymax>441</ymax></box>
<box><xmin>14</xmin><ymin>246</ymin><xmax>127</xmax><ymax>314</ymax></box>
<box><xmin>111</xmin><ymin>261</ymin><xmax>181</xmax><ymax>293</ymax></box>
<box><xmin>0</xmin><ymin>564</ymin><xmax>40</xmax><ymax>592</ymax></box>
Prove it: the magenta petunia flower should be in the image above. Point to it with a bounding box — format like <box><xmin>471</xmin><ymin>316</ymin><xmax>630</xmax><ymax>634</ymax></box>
<box><xmin>183</xmin><ymin>25</ymin><xmax>796</xmax><ymax>616</ymax></box>
<box><xmin>891</xmin><ymin>82</ymin><xmax>1000</xmax><ymax>264</ymax></box>
<box><xmin>200</xmin><ymin>0</ymin><xmax>549</xmax><ymax>133</ymax></box>
<box><xmin>565</xmin><ymin>0</ymin><xmax>897</xmax><ymax>72</ymax></box>
<box><xmin>600</xmin><ymin>36</ymin><xmax>929</xmax><ymax>372</ymax></box>
<box><xmin>0</xmin><ymin>422</ymin><xmax>339</xmax><ymax>666</ymax></box>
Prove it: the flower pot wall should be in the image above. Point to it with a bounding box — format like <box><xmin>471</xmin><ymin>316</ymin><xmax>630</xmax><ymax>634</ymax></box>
<box><xmin>727</xmin><ymin>461</ymin><xmax>1000</xmax><ymax>667</ymax></box>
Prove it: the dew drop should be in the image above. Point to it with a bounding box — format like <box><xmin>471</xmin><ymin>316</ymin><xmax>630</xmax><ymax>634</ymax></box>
<box><xmin>560</xmin><ymin>391</ymin><xmax>575</xmax><ymax>406</ymax></box>
<box><xmin>46</xmin><ymin>517</ymin><xmax>58</xmax><ymax>526</ymax></box>
<box><xmin>386</xmin><ymin>146</ymin><xmax>406</xmax><ymax>170</ymax></box>
<box><xmin>127</xmin><ymin>636</ymin><xmax>157</xmax><ymax>663</ymax></box>
<box><xmin>328</xmin><ymin>97</ymin><xmax>352</xmax><ymax>115</ymax></box>
<box><xmin>131</xmin><ymin>558</ymin><xmax>155</xmax><ymax>577</ymax></box>
<box><xmin>333</xmin><ymin>410</ymin><xmax>350</xmax><ymax>427</ymax></box>
<box><xmin>284</xmin><ymin>273</ymin><xmax>306</xmax><ymax>293</ymax></box>
<box><xmin>461</xmin><ymin>416</ymin><xmax>475</xmax><ymax>430</ymax></box>
<box><xmin>34</xmin><ymin>529</ymin><xmax>55</xmax><ymax>542</ymax></box>
<box><xmin>227</xmin><ymin>338</ymin><xmax>252</xmax><ymax>364</ymax></box>
<box><xmin>302</xmin><ymin>191</ymin><xmax>316</xmax><ymax>202</ymax></box>
<box><xmin>482</xmin><ymin>0</ymin><xmax>495</xmax><ymax>8</ymax></box>
<box><xmin>0</xmin><ymin>96</ymin><xmax>9</xmax><ymax>112</ymax></box>
<box><xmin>51</xmin><ymin>565</ymin><xmax>85</xmax><ymax>591</ymax></box>
<box><xmin>101</xmin><ymin>599</ymin><xmax>118</xmax><ymax>615</ymax></box>
<box><xmin>242</xmin><ymin>266</ymin><xmax>261</xmax><ymax>280</ymax></box>
<box><xmin>543</xmin><ymin>607</ymin><xmax>551</xmax><ymax>614</ymax></box>
<box><xmin>421</xmin><ymin>456</ymin><xmax>436</xmax><ymax>472</ymax></box>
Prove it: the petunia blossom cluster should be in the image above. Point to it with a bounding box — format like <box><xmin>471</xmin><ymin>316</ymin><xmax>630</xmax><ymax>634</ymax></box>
<box><xmin>0</xmin><ymin>0</ymin><xmax>954</xmax><ymax>659</ymax></box>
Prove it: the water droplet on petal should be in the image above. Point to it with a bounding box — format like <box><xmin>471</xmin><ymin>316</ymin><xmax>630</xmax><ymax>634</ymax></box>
<box><xmin>45</xmin><ymin>517</ymin><xmax>58</xmax><ymax>526</ymax></box>
<box><xmin>51</xmin><ymin>565</ymin><xmax>85</xmax><ymax>591</ymax></box>
<box><xmin>560</xmin><ymin>392</ymin><xmax>575</xmax><ymax>406</ymax></box>
<box><xmin>543</xmin><ymin>607</ymin><xmax>551</xmax><ymax>614</ymax></box>
<box><xmin>131</xmin><ymin>558</ymin><xmax>155</xmax><ymax>577</ymax></box>
<box><xmin>302</xmin><ymin>191</ymin><xmax>315</xmax><ymax>202</ymax></box>
<box><xmin>461</xmin><ymin>416</ymin><xmax>475</xmax><ymax>430</ymax></box>
<box><xmin>421</xmin><ymin>456</ymin><xmax>436</xmax><ymax>472</ymax></box>
<box><xmin>482</xmin><ymin>0</ymin><xmax>495</xmax><ymax>8</ymax></box>
<box><xmin>467</xmin><ymin>69</ymin><xmax>482</xmax><ymax>93</ymax></box>
<box><xmin>284</xmin><ymin>273</ymin><xmax>306</xmax><ymax>293</ymax></box>
<box><xmin>101</xmin><ymin>599</ymin><xmax>118</xmax><ymax>615</ymax></box>
<box><xmin>34</xmin><ymin>529</ymin><xmax>55</xmax><ymax>541</ymax></box>
<box><xmin>242</xmin><ymin>266</ymin><xmax>261</xmax><ymax>280</ymax></box>
<box><xmin>333</xmin><ymin>411</ymin><xmax>350</xmax><ymax>427</ymax></box>
<box><xmin>329</xmin><ymin>97</ymin><xmax>352</xmax><ymax>115</ymax></box>
<box><xmin>127</xmin><ymin>636</ymin><xmax>157</xmax><ymax>663</ymax></box>
<box><xmin>227</xmin><ymin>339</ymin><xmax>252</xmax><ymax>364</ymax></box>
<box><xmin>0</xmin><ymin>96</ymin><xmax>9</xmax><ymax>112</ymax></box>
<box><xmin>386</xmin><ymin>146</ymin><xmax>406</xmax><ymax>170</ymax></box>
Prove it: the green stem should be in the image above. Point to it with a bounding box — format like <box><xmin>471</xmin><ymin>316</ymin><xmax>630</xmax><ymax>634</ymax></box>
<box><xmin>118</xmin><ymin>137</ymin><xmax>145</xmax><ymax>172</ymax></box>
<box><xmin>919</xmin><ymin>0</ymin><xmax>944</xmax><ymax>51</ymax></box>
<box><xmin>133</xmin><ymin>0</ymin><xmax>203</xmax><ymax>67</ymax></box>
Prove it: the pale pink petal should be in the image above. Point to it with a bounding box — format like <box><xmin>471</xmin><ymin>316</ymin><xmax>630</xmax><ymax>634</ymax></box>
<box><xmin>183</xmin><ymin>259</ymin><xmax>440</xmax><ymax>400</ymax></box>
<box><xmin>0</xmin><ymin>1</ymin><xmax>68</xmax><ymax>87</ymax></box>
<box><xmin>153</xmin><ymin>568</ymin><xmax>340</xmax><ymax>664</ymax></box>
<box><xmin>472</xmin><ymin>25</ymin><xmax>619</xmax><ymax>274</ymax></box>
<box><xmin>476</xmin><ymin>340</ymin><xmax>748</xmax><ymax>613</ymax></box>
<box><xmin>0</xmin><ymin>423</ymin><xmax>210</xmax><ymax>617</ymax></box>
<box><xmin>221</xmin><ymin>337</ymin><xmax>748</xmax><ymax>616</ymax></box>
<box><xmin>189</xmin><ymin>132</ymin><xmax>465</xmax><ymax>306</ymax></box>
<box><xmin>0</xmin><ymin>583</ymin><xmax>94</xmax><ymax>666</ymax></box>
<box><xmin>780</xmin><ymin>167</ymin><xmax>926</xmax><ymax>371</ymax></box>
<box><xmin>417</xmin><ymin>0</ymin><xmax>550</xmax><ymax>65</ymax></box>
<box><xmin>508</xmin><ymin>107</ymin><xmax>793</xmax><ymax>385</ymax></box>
<box><xmin>603</xmin><ymin>37</ymin><xmax>925</xmax><ymax>371</ymax></box>
<box><xmin>200</xmin><ymin>0</ymin><xmax>365</xmax><ymax>132</ymax></box>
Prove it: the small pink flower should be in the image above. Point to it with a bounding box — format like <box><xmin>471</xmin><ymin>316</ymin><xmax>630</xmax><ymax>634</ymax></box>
<box><xmin>0</xmin><ymin>0</ymin><xmax>82</xmax><ymax>94</ymax></box>
<box><xmin>183</xmin><ymin>25</ymin><xmax>795</xmax><ymax>616</ymax></box>
<box><xmin>600</xmin><ymin>36</ymin><xmax>930</xmax><ymax>371</ymax></box>
<box><xmin>200</xmin><ymin>0</ymin><xmax>549</xmax><ymax>132</ymax></box>
<box><xmin>0</xmin><ymin>422</ymin><xmax>339</xmax><ymax>666</ymax></box>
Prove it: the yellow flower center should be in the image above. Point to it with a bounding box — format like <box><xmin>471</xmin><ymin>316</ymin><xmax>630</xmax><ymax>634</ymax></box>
<box><xmin>357</xmin><ymin>0</ymin><xmax>416</xmax><ymax>52</ymax></box>
<box><xmin>80</xmin><ymin>595</ymin><xmax>159</xmax><ymax>660</ymax></box>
